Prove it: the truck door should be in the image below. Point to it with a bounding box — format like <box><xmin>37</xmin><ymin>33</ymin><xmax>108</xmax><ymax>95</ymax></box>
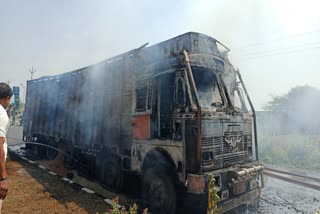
<box><xmin>132</xmin><ymin>72</ymin><xmax>174</xmax><ymax>140</ymax></box>
<box><xmin>150</xmin><ymin>72</ymin><xmax>174</xmax><ymax>139</ymax></box>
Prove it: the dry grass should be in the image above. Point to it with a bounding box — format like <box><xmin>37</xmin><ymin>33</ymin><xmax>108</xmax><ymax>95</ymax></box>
<box><xmin>3</xmin><ymin>159</ymin><xmax>109</xmax><ymax>213</ymax></box>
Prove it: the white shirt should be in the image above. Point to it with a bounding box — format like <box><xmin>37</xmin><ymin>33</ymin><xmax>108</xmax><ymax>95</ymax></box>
<box><xmin>0</xmin><ymin>105</ymin><xmax>8</xmax><ymax>160</ymax></box>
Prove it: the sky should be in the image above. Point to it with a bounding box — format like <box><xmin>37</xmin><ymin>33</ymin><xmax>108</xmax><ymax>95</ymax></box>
<box><xmin>1</xmin><ymin>0</ymin><xmax>320</xmax><ymax>110</ymax></box>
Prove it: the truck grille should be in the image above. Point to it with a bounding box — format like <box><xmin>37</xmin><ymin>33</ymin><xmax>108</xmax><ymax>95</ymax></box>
<box><xmin>201</xmin><ymin>132</ymin><xmax>251</xmax><ymax>171</ymax></box>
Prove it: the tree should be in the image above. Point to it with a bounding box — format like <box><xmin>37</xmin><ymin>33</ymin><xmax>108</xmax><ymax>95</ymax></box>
<box><xmin>263</xmin><ymin>85</ymin><xmax>320</xmax><ymax>134</ymax></box>
<box><xmin>264</xmin><ymin>94</ymin><xmax>288</xmax><ymax>112</ymax></box>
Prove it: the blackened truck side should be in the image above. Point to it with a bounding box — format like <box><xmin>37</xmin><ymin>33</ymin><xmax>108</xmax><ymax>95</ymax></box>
<box><xmin>23</xmin><ymin>32</ymin><xmax>263</xmax><ymax>213</ymax></box>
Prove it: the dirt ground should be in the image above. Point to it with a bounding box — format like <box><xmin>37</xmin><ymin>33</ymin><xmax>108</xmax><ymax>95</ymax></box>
<box><xmin>3</xmin><ymin>158</ymin><xmax>111</xmax><ymax>214</ymax></box>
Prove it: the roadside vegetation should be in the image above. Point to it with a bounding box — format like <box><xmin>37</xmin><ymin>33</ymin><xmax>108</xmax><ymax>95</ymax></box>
<box><xmin>107</xmin><ymin>197</ymin><xmax>148</xmax><ymax>214</ymax></box>
<box><xmin>258</xmin><ymin>86</ymin><xmax>320</xmax><ymax>170</ymax></box>
<box><xmin>259</xmin><ymin>134</ymin><xmax>320</xmax><ymax>169</ymax></box>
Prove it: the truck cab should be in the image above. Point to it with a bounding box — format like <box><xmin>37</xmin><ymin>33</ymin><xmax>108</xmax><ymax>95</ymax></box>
<box><xmin>129</xmin><ymin>33</ymin><xmax>263</xmax><ymax>213</ymax></box>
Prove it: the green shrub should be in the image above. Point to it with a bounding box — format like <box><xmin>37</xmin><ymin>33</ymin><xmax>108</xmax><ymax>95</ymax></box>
<box><xmin>259</xmin><ymin>134</ymin><xmax>320</xmax><ymax>169</ymax></box>
<box><xmin>107</xmin><ymin>197</ymin><xmax>148</xmax><ymax>214</ymax></box>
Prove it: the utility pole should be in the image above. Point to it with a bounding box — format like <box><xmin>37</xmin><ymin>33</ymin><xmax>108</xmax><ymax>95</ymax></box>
<box><xmin>28</xmin><ymin>67</ymin><xmax>36</xmax><ymax>80</ymax></box>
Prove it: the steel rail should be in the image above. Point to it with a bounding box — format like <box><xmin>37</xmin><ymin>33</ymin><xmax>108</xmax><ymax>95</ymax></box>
<box><xmin>264</xmin><ymin>166</ymin><xmax>320</xmax><ymax>183</ymax></box>
<box><xmin>264</xmin><ymin>167</ymin><xmax>320</xmax><ymax>191</ymax></box>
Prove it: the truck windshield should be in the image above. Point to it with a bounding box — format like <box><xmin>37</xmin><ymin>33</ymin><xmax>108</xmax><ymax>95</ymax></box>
<box><xmin>192</xmin><ymin>68</ymin><xmax>223</xmax><ymax>109</ymax></box>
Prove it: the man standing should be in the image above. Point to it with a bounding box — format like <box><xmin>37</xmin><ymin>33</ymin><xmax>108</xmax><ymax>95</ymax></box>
<box><xmin>0</xmin><ymin>83</ymin><xmax>12</xmax><ymax>211</ymax></box>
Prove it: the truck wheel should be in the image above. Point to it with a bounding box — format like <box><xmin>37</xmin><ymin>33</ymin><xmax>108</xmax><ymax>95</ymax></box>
<box><xmin>142</xmin><ymin>168</ymin><xmax>176</xmax><ymax>214</ymax></box>
<box><xmin>102</xmin><ymin>154</ymin><xmax>124</xmax><ymax>191</ymax></box>
<box><xmin>34</xmin><ymin>145</ymin><xmax>46</xmax><ymax>159</ymax></box>
<box><xmin>46</xmin><ymin>141</ymin><xmax>58</xmax><ymax>160</ymax></box>
<box><xmin>46</xmin><ymin>147</ymin><xmax>58</xmax><ymax>160</ymax></box>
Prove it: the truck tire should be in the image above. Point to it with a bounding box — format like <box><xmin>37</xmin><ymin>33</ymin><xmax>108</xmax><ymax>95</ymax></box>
<box><xmin>46</xmin><ymin>147</ymin><xmax>58</xmax><ymax>160</ymax></box>
<box><xmin>34</xmin><ymin>144</ymin><xmax>46</xmax><ymax>159</ymax></box>
<box><xmin>102</xmin><ymin>154</ymin><xmax>124</xmax><ymax>191</ymax></box>
<box><xmin>46</xmin><ymin>140</ymin><xmax>58</xmax><ymax>160</ymax></box>
<box><xmin>142</xmin><ymin>167</ymin><xmax>176</xmax><ymax>214</ymax></box>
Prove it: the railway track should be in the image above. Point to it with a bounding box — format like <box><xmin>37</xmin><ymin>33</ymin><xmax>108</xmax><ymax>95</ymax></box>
<box><xmin>264</xmin><ymin>166</ymin><xmax>320</xmax><ymax>191</ymax></box>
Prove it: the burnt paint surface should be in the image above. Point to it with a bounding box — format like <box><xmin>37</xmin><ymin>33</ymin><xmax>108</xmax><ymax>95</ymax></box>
<box><xmin>23</xmin><ymin>32</ymin><xmax>257</xmax><ymax>187</ymax></box>
<box><xmin>132</xmin><ymin>115</ymin><xmax>150</xmax><ymax>140</ymax></box>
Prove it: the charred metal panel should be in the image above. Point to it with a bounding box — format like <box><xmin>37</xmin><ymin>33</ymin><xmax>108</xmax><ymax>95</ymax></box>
<box><xmin>122</xmin><ymin>63</ymin><xmax>133</xmax><ymax>93</ymax></box>
<box><xmin>188</xmin><ymin>54</ymin><xmax>224</xmax><ymax>73</ymax></box>
<box><xmin>90</xmin><ymin>66</ymin><xmax>106</xmax><ymax>147</ymax></box>
<box><xmin>53</xmin><ymin>77</ymin><xmax>66</xmax><ymax>140</ymax></box>
<box><xmin>190</xmin><ymin>33</ymin><xmax>223</xmax><ymax>56</ymax></box>
<box><xmin>185</xmin><ymin>119</ymin><xmax>198</xmax><ymax>173</ymax></box>
<box><xmin>73</xmin><ymin>70</ymin><xmax>86</xmax><ymax>147</ymax></box>
<box><xmin>61</xmin><ymin>74</ymin><xmax>76</xmax><ymax>141</ymax></box>
<box><xmin>200</xmin><ymin>116</ymin><xmax>253</xmax><ymax>171</ymax></box>
<box><xmin>120</xmin><ymin>93</ymin><xmax>133</xmax><ymax>146</ymax></box>
<box><xmin>37</xmin><ymin>80</ymin><xmax>46</xmax><ymax>136</ymax></box>
<box><xmin>108</xmin><ymin>88</ymin><xmax>121</xmax><ymax>144</ymax></box>
<box><xmin>120</xmin><ymin>55</ymin><xmax>134</xmax><ymax>148</ymax></box>
<box><xmin>23</xmin><ymin>80</ymin><xmax>33</xmax><ymax>139</ymax></box>
<box><xmin>120</xmin><ymin>92</ymin><xmax>132</xmax><ymax>114</ymax></box>
<box><xmin>29</xmin><ymin>81</ymin><xmax>38</xmax><ymax>136</ymax></box>
<box><xmin>71</xmin><ymin>71</ymin><xmax>84</xmax><ymax>143</ymax></box>
<box><xmin>131</xmin><ymin>139</ymin><xmax>183</xmax><ymax>174</ymax></box>
<box><xmin>32</xmin><ymin>80</ymin><xmax>42</xmax><ymax>136</ymax></box>
<box><xmin>97</xmin><ymin>55</ymin><xmax>134</xmax><ymax>149</ymax></box>
<box><xmin>110</xmin><ymin>61</ymin><xmax>123</xmax><ymax>93</ymax></box>
<box><xmin>45</xmin><ymin>78</ymin><xmax>58</xmax><ymax>138</ymax></box>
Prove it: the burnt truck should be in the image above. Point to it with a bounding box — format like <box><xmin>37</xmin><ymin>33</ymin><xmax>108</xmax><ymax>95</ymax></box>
<box><xmin>23</xmin><ymin>32</ymin><xmax>263</xmax><ymax>213</ymax></box>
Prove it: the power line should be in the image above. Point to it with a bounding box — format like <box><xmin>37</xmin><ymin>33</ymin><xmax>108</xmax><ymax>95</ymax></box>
<box><xmin>239</xmin><ymin>45</ymin><xmax>320</xmax><ymax>60</ymax></box>
<box><xmin>238</xmin><ymin>40</ymin><xmax>320</xmax><ymax>58</ymax></box>
<box><xmin>232</xmin><ymin>28</ymin><xmax>320</xmax><ymax>51</ymax></box>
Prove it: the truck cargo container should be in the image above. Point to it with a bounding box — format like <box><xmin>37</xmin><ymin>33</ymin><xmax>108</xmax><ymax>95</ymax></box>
<box><xmin>23</xmin><ymin>32</ymin><xmax>263</xmax><ymax>213</ymax></box>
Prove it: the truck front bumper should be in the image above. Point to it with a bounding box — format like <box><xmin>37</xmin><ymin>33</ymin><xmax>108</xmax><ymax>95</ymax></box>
<box><xmin>181</xmin><ymin>187</ymin><xmax>261</xmax><ymax>214</ymax></box>
<box><xmin>186</xmin><ymin>164</ymin><xmax>264</xmax><ymax>213</ymax></box>
<box><xmin>220</xmin><ymin>187</ymin><xmax>261</xmax><ymax>212</ymax></box>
